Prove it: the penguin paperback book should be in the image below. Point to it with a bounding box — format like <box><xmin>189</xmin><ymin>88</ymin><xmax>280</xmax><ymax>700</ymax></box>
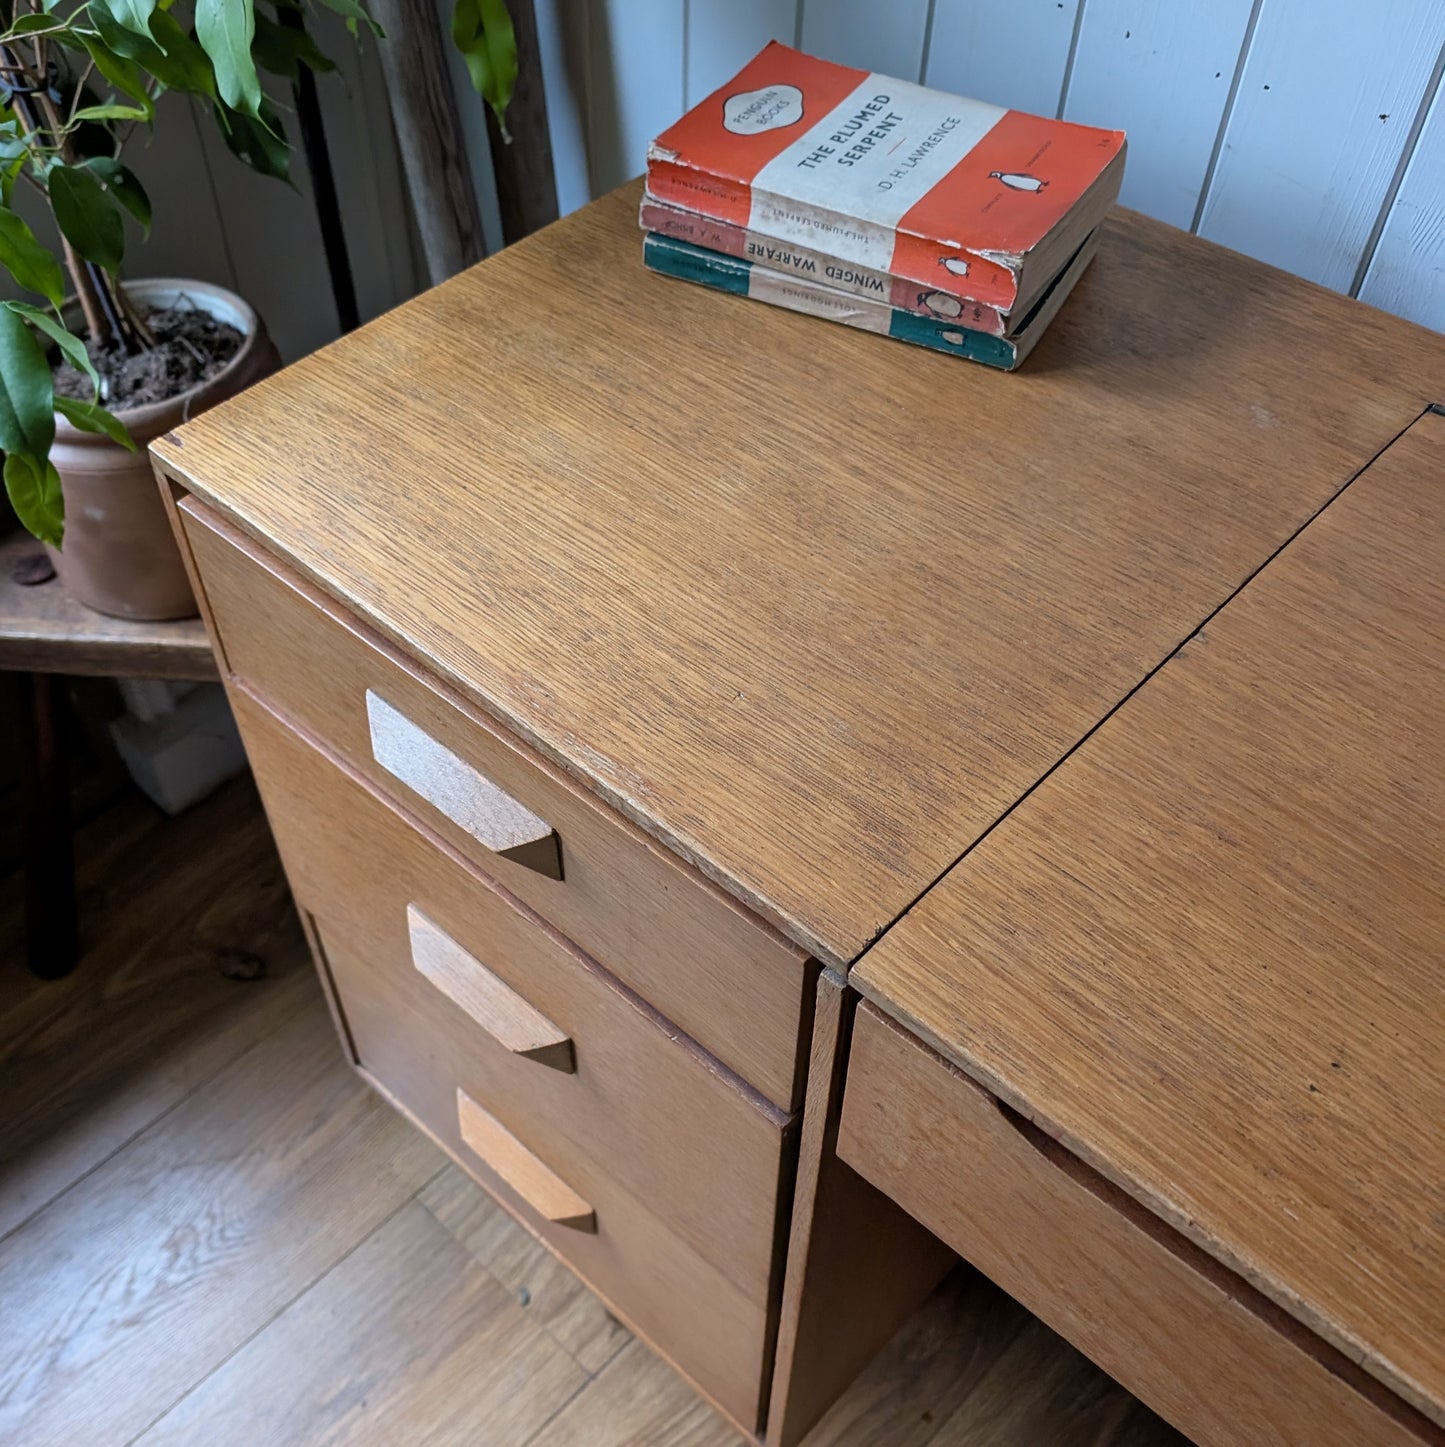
<box><xmin>646</xmin><ymin>41</ymin><xmax>1125</xmax><ymax>316</ymax></box>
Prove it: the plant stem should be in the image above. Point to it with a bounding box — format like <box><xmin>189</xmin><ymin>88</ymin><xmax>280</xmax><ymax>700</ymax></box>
<box><xmin>63</xmin><ymin>238</ymin><xmax>106</xmax><ymax>340</ymax></box>
<box><xmin>117</xmin><ymin>280</ymin><xmax>155</xmax><ymax>348</ymax></box>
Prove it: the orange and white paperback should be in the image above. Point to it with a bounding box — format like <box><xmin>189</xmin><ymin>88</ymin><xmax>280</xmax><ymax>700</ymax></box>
<box><xmin>647</xmin><ymin>41</ymin><xmax>1125</xmax><ymax>316</ymax></box>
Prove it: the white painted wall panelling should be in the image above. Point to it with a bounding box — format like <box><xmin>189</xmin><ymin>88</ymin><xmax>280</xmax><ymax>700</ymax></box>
<box><xmin>1196</xmin><ymin>0</ymin><xmax>1445</xmax><ymax>291</ymax></box>
<box><xmin>799</xmin><ymin>0</ymin><xmax>931</xmax><ymax>79</ymax></box>
<box><xmin>586</xmin><ymin>0</ymin><xmax>685</xmax><ymax>194</ymax></box>
<box><xmin>1063</xmin><ymin>0</ymin><xmax>1257</xmax><ymax>230</ymax></box>
<box><xmin>519</xmin><ymin>0</ymin><xmax>1445</xmax><ymax>330</ymax></box>
<box><xmin>534</xmin><ymin>0</ymin><xmax>594</xmax><ymax>215</ymax></box>
<box><xmin>1359</xmin><ymin>65</ymin><xmax>1445</xmax><ymax>330</ymax></box>
<box><xmin>924</xmin><ymin>0</ymin><xmax>1081</xmax><ymax>118</ymax></box>
<box><xmin>687</xmin><ymin>0</ymin><xmax>800</xmax><ymax>109</ymax></box>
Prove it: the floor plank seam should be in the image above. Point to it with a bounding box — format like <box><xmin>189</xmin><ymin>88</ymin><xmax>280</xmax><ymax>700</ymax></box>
<box><xmin>0</xmin><ymin>980</ymin><xmax>315</xmax><ymax>1249</ymax></box>
<box><xmin>515</xmin><ymin>1346</ymin><xmax>628</xmax><ymax>1447</ymax></box>
<box><xmin>119</xmin><ymin>1165</ymin><xmax>450</xmax><ymax>1447</ymax></box>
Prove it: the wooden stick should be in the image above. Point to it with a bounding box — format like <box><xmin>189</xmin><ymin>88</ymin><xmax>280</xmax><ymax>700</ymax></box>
<box><xmin>366</xmin><ymin>0</ymin><xmax>486</xmax><ymax>284</ymax></box>
<box><xmin>484</xmin><ymin>0</ymin><xmax>558</xmax><ymax>244</ymax></box>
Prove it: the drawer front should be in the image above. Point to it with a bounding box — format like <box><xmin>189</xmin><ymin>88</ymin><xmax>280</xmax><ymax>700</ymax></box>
<box><xmin>838</xmin><ymin>1004</ymin><xmax>1432</xmax><ymax>1447</ymax></box>
<box><xmin>319</xmin><ymin>925</ymin><xmax>774</xmax><ymax>1432</ymax></box>
<box><xmin>234</xmin><ymin>688</ymin><xmax>793</xmax><ymax>1315</ymax></box>
<box><xmin>179</xmin><ymin>495</ymin><xmax>813</xmax><ymax>1109</ymax></box>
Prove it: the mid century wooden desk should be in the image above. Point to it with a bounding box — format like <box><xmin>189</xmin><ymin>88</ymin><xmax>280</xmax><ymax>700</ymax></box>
<box><xmin>150</xmin><ymin>183</ymin><xmax>1443</xmax><ymax>1443</ymax></box>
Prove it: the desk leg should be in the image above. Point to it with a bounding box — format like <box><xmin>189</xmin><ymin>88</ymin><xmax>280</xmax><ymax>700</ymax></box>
<box><xmin>765</xmin><ymin>971</ymin><xmax>954</xmax><ymax>1445</ymax></box>
<box><xmin>19</xmin><ymin>672</ymin><xmax>78</xmax><ymax>979</ymax></box>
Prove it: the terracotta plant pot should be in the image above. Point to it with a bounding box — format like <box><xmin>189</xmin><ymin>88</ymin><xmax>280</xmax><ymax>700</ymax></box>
<box><xmin>47</xmin><ymin>278</ymin><xmax>280</xmax><ymax>621</ymax></box>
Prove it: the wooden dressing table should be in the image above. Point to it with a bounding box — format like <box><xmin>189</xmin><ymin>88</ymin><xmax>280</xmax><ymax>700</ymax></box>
<box><xmin>151</xmin><ymin>182</ymin><xmax>1443</xmax><ymax>1444</ymax></box>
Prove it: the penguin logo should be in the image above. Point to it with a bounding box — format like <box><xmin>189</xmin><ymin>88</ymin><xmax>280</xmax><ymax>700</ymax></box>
<box><xmin>919</xmin><ymin>291</ymin><xmax>964</xmax><ymax>319</ymax></box>
<box><xmin>939</xmin><ymin>256</ymin><xmax>970</xmax><ymax>276</ymax></box>
<box><xmin>990</xmin><ymin>171</ymin><xmax>1047</xmax><ymax>192</ymax></box>
<box><xmin>723</xmin><ymin>84</ymin><xmax>804</xmax><ymax>135</ymax></box>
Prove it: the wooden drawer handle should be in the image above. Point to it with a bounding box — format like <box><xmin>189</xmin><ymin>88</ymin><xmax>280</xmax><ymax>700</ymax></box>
<box><xmin>366</xmin><ymin>690</ymin><xmax>563</xmax><ymax>879</ymax></box>
<box><xmin>457</xmin><ymin>1089</ymin><xmax>596</xmax><ymax>1232</ymax></box>
<box><xmin>409</xmin><ymin>906</ymin><xmax>575</xmax><ymax>1073</ymax></box>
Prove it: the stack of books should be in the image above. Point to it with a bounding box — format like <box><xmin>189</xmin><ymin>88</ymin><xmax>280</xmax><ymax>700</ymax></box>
<box><xmin>641</xmin><ymin>42</ymin><xmax>1126</xmax><ymax>370</ymax></box>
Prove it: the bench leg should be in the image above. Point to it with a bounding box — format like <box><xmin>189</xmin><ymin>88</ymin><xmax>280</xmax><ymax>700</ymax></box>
<box><xmin>19</xmin><ymin>672</ymin><xmax>78</xmax><ymax>979</ymax></box>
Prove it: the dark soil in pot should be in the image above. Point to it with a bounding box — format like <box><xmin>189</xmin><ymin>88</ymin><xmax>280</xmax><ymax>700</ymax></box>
<box><xmin>53</xmin><ymin>304</ymin><xmax>244</xmax><ymax>409</ymax></box>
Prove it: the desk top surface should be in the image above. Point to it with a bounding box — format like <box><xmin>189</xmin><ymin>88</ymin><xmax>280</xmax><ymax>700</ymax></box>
<box><xmin>855</xmin><ymin>408</ymin><xmax>1445</xmax><ymax>1426</ymax></box>
<box><xmin>152</xmin><ymin>182</ymin><xmax>1444</xmax><ymax>966</ymax></box>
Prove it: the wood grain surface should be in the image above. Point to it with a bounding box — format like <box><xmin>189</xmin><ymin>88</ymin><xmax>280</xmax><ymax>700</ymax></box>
<box><xmin>366</xmin><ymin>0</ymin><xmax>484</xmax><ymax>282</ymax></box>
<box><xmin>767</xmin><ymin>971</ymin><xmax>953</xmax><ymax>1447</ymax></box>
<box><xmin>178</xmin><ymin>497</ymin><xmax>814</xmax><ymax>1109</ymax></box>
<box><xmin>459</xmin><ymin>1089</ymin><xmax>597</xmax><ymax>1231</ymax></box>
<box><xmin>0</xmin><ymin>531</ymin><xmax>215</xmax><ymax>679</ymax></box>
<box><xmin>0</xmin><ymin>779</ymin><xmax>305</xmax><ymax>1238</ymax></box>
<box><xmin>8</xmin><ymin>776</ymin><xmax>1185</xmax><ymax>1447</ymax></box>
<box><xmin>853</xmin><ymin>409</ymin><xmax>1445</xmax><ymax>1426</ymax></box>
<box><xmin>409</xmin><ymin>904</ymin><xmax>575</xmax><ymax>1071</ymax></box>
<box><xmin>152</xmin><ymin>182</ymin><xmax>1445</xmax><ymax>967</ymax></box>
<box><xmin>0</xmin><ymin>990</ymin><xmax>442</xmax><ymax>1446</ymax></box>
<box><xmin>135</xmin><ymin>1201</ymin><xmax>587</xmax><ymax>1446</ymax></box>
<box><xmin>840</xmin><ymin>1004</ymin><xmax>1438</xmax><ymax>1447</ymax></box>
<box><xmin>232</xmin><ymin>689</ymin><xmax>792</xmax><ymax>1307</ymax></box>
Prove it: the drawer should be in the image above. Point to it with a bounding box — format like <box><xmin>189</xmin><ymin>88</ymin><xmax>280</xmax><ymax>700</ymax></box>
<box><xmin>233</xmin><ymin>688</ymin><xmax>794</xmax><ymax>1321</ymax></box>
<box><xmin>178</xmin><ymin>495</ymin><xmax>812</xmax><ymax>1110</ymax></box>
<box><xmin>837</xmin><ymin>1003</ymin><xmax>1434</xmax><ymax>1447</ymax></box>
<box><xmin>320</xmin><ymin>921</ymin><xmax>776</xmax><ymax>1432</ymax></box>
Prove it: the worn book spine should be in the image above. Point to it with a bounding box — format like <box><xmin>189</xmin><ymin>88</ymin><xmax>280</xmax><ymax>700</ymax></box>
<box><xmin>639</xmin><ymin>195</ymin><xmax>1011</xmax><ymax>336</ymax></box>
<box><xmin>642</xmin><ymin>232</ymin><xmax>1021</xmax><ymax>370</ymax></box>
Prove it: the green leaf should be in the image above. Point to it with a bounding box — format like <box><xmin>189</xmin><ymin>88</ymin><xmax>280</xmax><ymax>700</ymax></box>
<box><xmin>71</xmin><ymin>101</ymin><xmax>152</xmax><ymax>122</ymax></box>
<box><xmin>214</xmin><ymin>96</ymin><xmax>289</xmax><ymax>181</ymax></box>
<box><xmin>0</xmin><ymin>303</ymin><xmax>57</xmax><ymax>459</ymax></box>
<box><xmin>451</xmin><ymin>0</ymin><xmax>516</xmax><ymax>135</ymax></box>
<box><xmin>3</xmin><ymin>301</ymin><xmax>100</xmax><ymax>393</ymax></box>
<box><xmin>90</xmin><ymin>9</ymin><xmax>217</xmax><ymax>95</ymax></box>
<box><xmin>151</xmin><ymin>12</ymin><xmax>222</xmax><ymax>93</ymax></box>
<box><xmin>80</xmin><ymin>156</ymin><xmax>151</xmax><ymax>235</ymax></box>
<box><xmin>56</xmin><ymin>394</ymin><xmax>136</xmax><ymax>450</ymax></box>
<box><xmin>3</xmin><ymin>13</ymin><xmax>64</xmax><ymax>36</ymax></box>
<box><xmin>252</xmin><ymin>12</ymin><xmax>335</xmax><ymax>80</ymax></box>
<box><xmin>195</xmin><ymin>0</ymin><xmax>262</xmax><ymax>117</ymax></box>
<box><xmin>4</xmin><ymin>452</ymin><xmax>64</xmax><ymax>547</ymax></box>
<box><xmin>79</xmin><ymin>32</ymin><xmax>157</xmax><ymax>117</ymax></box>
<box><xmin>49</xmin><ymin>163</ymin><xmax>126</xmax><ymax>270</ymax></box>
<box><xmin>313</xmin><ymin>0</ymin><xmax>381</xmax><ymax>37</ymax></box>
<box><xmin>0</xmin><ymin>208</ymin><xmax>66</xmax><ymax>307</ymax></box>
<box><xmin>93</xmin><ymin>0</ymin><xmax>158</xmax><ymax>42</ymax></box>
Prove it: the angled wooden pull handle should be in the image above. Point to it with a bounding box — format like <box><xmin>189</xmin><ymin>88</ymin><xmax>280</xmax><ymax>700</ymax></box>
<box><xmin>408</xmin><ymin>906</ymin><xmax>575</xmax><ymax>1072</ymax></box>
<box><xmin>457</xmin><ymin>1089</ymin><xmax>595</xmax><ymax>1232</ymax></box>
<box><xmin>366</xmin><ymin>690</ymin><xmax>563</xmax><ymax>879</ymax></box>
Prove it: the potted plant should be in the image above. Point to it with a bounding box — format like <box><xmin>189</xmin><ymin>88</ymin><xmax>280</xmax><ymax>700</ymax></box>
<box><xmin>0</xmin><ymin>0</ymin><xmax>516</xmax><ymax>618</ymax></box>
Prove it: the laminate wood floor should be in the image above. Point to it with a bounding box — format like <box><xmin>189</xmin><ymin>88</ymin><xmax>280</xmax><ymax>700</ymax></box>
<box><xmin>0</xmin><ymin>777</ymin><xmax>1184</xmax><ymax>1446</ymax></box>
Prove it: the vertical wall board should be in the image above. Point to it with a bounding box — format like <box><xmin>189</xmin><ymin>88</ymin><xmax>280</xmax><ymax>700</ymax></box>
<box><xmin>123</xmin><ymin>95</ymin><xmax>238</xmax><ymax>294</ymax></box>
<box><xmin>586</xmin><ymin>0</ymin><xmax>685</xmax><ymax>194</ymax></box>
<box><xmin>1197</xmin><ymin>0</ymin><xmax>1445</xmax><ymax>292</ymax></box>
<box><xmin>1064</xmin><ymin>0</ymin><xmax>1255</xmax><ymax>230</ymax></box>
<box><xmin>800</xmin><ymin>0</ymin><xmax>932</xmax><ymax>80</ymax></box>
<box><xmin>923</xmin><ymin>0</ymin><xmax>1081</xmax><ymax>117</ymax></box>
<box><xmin>535</xmin><ymin>0</ymin><xmax>594</xmax><ymax>215</ymax></box>
<box><xmin>686</xmin><ymin>0</ymin><xmax>801</xmax><ymax>109</ymax></box>
<box><xmin>1359</xmin><ymin>72</ymin><xmax>1445</xmax><ymax>331</ymax></box>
